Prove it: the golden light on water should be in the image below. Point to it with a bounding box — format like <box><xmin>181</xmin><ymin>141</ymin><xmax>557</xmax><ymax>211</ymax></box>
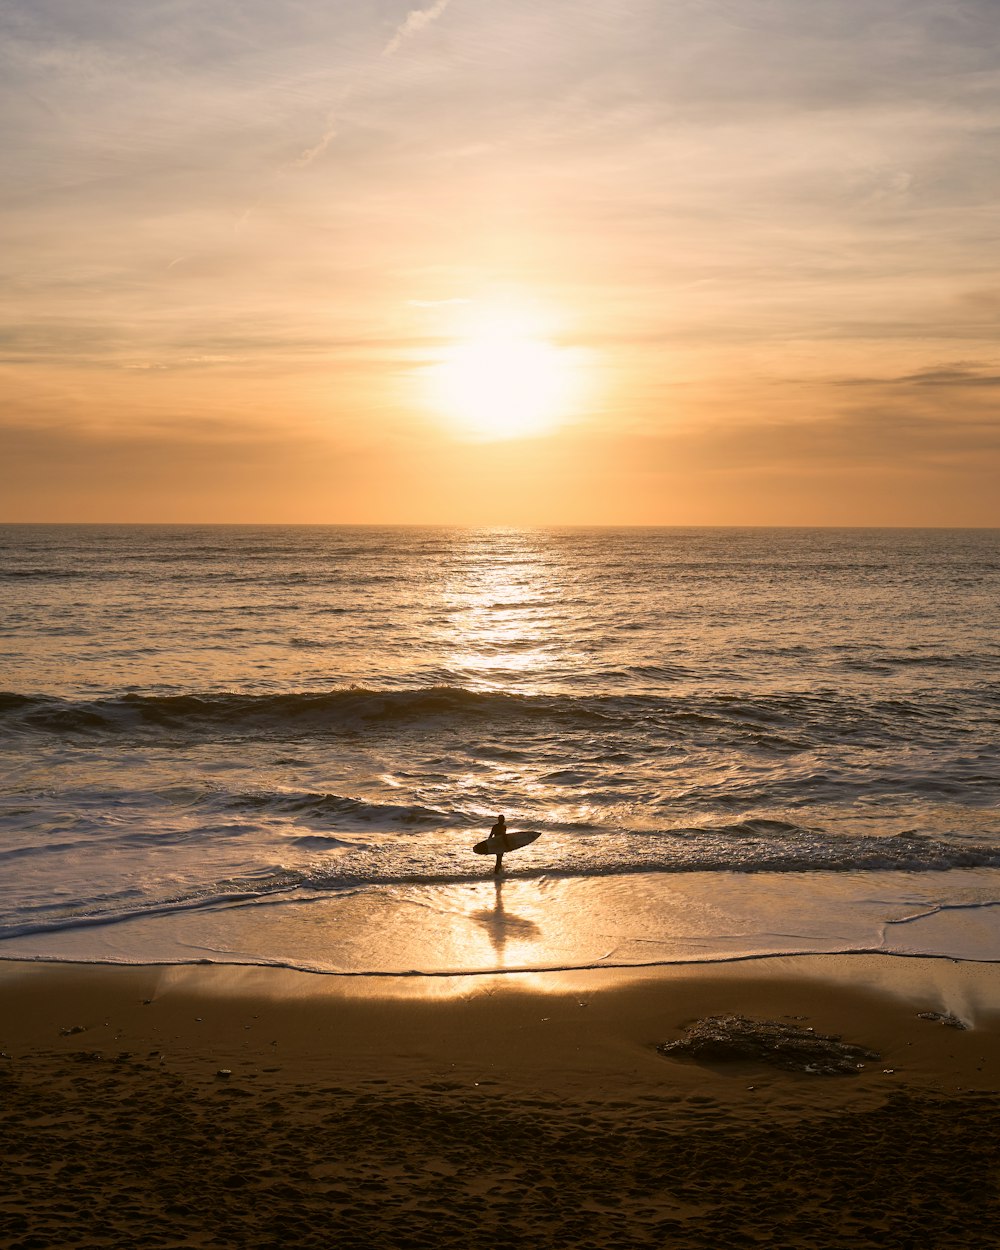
<box><xmin>435</xmin><ymin>531</ymin><xmax>564</xmax><ymax>686</ymax></box>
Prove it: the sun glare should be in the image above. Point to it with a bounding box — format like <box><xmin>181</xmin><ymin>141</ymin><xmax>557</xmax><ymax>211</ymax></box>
<box><xmin>425</xmin><ymin>315</ymin><xmax>584</xmax><ymax>440</ymax></box>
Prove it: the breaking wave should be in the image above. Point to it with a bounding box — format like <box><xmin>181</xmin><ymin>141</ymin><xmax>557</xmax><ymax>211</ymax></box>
<box><xmin>3</xmin><ymin>685</ymin><xmax>997</xmax><ymax>753</ymax></box>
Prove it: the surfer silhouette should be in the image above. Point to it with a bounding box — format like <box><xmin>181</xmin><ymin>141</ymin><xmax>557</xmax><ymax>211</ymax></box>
<box><xmin>472</xmin><ymin>816</ymin><xmax>538</xmax><ymax>868</ymax></box>
<box><xmin>490</xmin><ymin>814</ymin><xmax>509</xmax><ymax>875</ymax></box>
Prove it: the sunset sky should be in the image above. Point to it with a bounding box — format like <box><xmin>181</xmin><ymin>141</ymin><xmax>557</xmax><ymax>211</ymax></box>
<box><xmin>2</xmin><ymin>0</ymin><xmax>999</xmax><ymax>524</ymax></box>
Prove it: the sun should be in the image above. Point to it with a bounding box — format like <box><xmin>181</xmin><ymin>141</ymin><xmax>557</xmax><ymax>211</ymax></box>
<box><xmin>424</xmin><ymin>317</ymin><xmax>584</xmax><ymax>441</ymax></box>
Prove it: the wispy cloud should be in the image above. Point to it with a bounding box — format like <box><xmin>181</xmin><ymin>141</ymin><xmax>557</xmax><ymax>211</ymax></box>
<box><xmin>383</xmin><ymin>0</ymin><xmax>452</xmax><ymax>56</ymax></box>
<box><xmin>895</xmin><ymin>365</ymin><xmax>1000</xmax><ymax>389</ymax></box>
<box><xmin>836</xmin><ymin>364</ymin><xmax>1000</xmax><ymax>389</ymax></box>
<box><xmin>3</xmin><ymin>0</ymin><xmax>999</xmax><ymax>521</ymax></box>
<box><xmin>295</xmin><ymin>117</ymin><xmax>339</xmax><ymax>167</ymax></box>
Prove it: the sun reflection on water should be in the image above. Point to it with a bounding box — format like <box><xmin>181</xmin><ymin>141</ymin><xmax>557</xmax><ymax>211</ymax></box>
<box><xmin>434</xmin><ymin>530</ymin><xmax>572</xmax><ymax>691</ymax></box>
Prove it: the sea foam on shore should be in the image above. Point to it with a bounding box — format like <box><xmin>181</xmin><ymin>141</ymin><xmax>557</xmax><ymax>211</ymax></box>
<box><xmin>3</xmin><ymin>867</ymin><xmax>998</xmax><ymax>976</ymax></box>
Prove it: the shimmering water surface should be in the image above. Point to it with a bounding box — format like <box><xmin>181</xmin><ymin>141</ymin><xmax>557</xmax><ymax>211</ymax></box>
<box><xmin>2</xmin><ymin>525</ymin><xmax>998</xmax><ymax>973</ymax></box>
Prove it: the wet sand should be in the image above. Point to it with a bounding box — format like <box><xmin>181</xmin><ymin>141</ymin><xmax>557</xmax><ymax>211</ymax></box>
<box><xmin>2</xmin><ymin>955</ymin><xmax>999</xmax><ymax>1249</ymax></box>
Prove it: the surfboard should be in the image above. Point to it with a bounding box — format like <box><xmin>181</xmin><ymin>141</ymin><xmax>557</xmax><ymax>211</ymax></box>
<box><xmin>472</xmin><ymin>830</ymin><xmax>541</xmax><ymax>855</ymax></box>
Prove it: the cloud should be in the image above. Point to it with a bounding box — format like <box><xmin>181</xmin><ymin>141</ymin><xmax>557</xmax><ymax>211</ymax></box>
<box><xmin>836</xmin><ymin>364</ymin><xmax>1000</xmax><ymax>389</ymax></box>
<box><xmin>629</xmin><ymin>402</ymin><xmax>1000</xmax><ymax>479</ymax></box>
<box><xmin>2</xmin><ymin>0</ymin><xmax>1000</xmax><ymax>523</ymax></box>
<box><xmin>0</xmin><ymin>418</ymin><xmax>373</xmax><ymax>523</ymax></box>
<box><xmin>896</xmin><ymin>366</ymin><xmax>1000</xmax><ymax>388</ymax></box>
<box><xmin>294</xmin><ymin>118</ymin><xmax>339</xmax><ymax>167</ymax></box>
<box><xmin>383</xmin><ymin>0</ymin><xmax>452</xmax><ymax>56</ymax></box>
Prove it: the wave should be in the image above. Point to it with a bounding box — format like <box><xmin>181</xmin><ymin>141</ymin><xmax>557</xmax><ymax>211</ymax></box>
<box><xmin>0</xmin><ymin>564</ymin><xmax>401</xmax><ymax>589</ymax></box>
<box><xmin>841</xmin><ymin>652</ymin><xmax>979</xmax><ymax>673</ymax></box>
<box><xmin>221</xmin><ymin>789</ymin><xmax>455</xmax><ymax>830</ymax></box>
<box><xmin>1</xmin><ymin>567</ymin><xmax>94</xmax><ymax>580</ymax></box>
<box><xmin>290</xmin><ymin>834</ymin><xmax>355</xmax><ymax>851</ymax></box>
<box><xmin>0</xmin><ymin>687</ymin><xmax>610</xmax><ymax>737</ymax></box>
<box><xmin>4</xmin><ymin>684</ymin><xmax>995</xmax><ymax>746</ymax></box>
<box><xmin>0</xmin><ymin>872</ymin><xmax>307</xmax><ymax>944</ymax></box>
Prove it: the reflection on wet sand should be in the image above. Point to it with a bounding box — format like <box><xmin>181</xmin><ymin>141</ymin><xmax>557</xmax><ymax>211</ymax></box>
<box><xmin>470</xmin><ymin>880</ymin><xmax>542</xmax><ymax>963</ymax></box>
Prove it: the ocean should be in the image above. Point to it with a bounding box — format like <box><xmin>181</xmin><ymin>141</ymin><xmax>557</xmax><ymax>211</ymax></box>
<box><xmin>2</xmin><ymin>524</ymin><xmax>999</xmax><ymax>976</ymax></box>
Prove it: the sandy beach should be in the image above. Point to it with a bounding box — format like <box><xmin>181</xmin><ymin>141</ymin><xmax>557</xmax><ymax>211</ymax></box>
<box><xmin>2</xmin><ymin>954</ymin><xmax>999</xmax><ymax>1249</ymax></box>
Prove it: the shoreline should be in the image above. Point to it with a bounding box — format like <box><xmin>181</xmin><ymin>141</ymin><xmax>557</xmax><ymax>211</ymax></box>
<box><xmin>3</xmin><ymin>954</ymin><xmax>999</xmax><ymax>1247</ymax></box>
<box><xmin>3</xmin><ymin>952</ymin><xmax>999</xmax><ymax>1093</ymax></box>
<box><xmin>1</xmin><ymin>941</ymin><xmax>999</xmax><ymax>973</ymax></box>
<box><xmin>6</xmin><ymin>866</ymin><xmax>1000</xmax><ymax>974</ymax></box>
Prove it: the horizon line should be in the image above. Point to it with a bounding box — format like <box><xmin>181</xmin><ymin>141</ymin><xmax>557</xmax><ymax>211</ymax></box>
<box><xmin>3</xmin><ymin>521</ymin><xmax>998</xmax><ymax>531</ymax></box>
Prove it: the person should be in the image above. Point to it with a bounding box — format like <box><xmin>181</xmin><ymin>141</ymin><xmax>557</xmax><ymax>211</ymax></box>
<box><xmin>490</xmin><ymin>813</ymin><xmax>509</xmax><ymax>875</ymax></box>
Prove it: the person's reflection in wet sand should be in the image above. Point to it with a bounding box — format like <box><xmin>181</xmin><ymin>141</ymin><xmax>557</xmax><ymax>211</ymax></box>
<box><xmin>471</xmin><ymin>879</ymin><xmax>541</xmax><ymax>961</ymax></box>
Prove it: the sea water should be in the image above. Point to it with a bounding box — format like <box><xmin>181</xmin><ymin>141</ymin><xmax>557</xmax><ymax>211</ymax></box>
<box><xmin>1</xmin><ymin>525</ymin><xmax>998</xmax><ymax>974</ymax></box>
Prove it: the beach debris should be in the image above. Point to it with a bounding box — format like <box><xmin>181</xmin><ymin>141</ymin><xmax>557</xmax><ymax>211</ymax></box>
<box><xmin>917</xmin><ymin>1010</ymin><xmax>968</xmax><ymax>1030</ymax></box>
<box><xmin>656</xmin><ymin>1015</ymin><xmax>881</xmax><ymax>1075</ymax></box>
<box><xmin>59</xmin><ymin>1025</ymin><xmax>87</xmax><ymax>1036</ymax></box>
<box><xmin>216</xmin><ymin>1068</ymin><xmax>232</xmax><ymax>1078</ymax></box>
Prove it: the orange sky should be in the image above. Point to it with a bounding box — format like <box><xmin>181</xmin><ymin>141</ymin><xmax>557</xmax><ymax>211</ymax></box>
<box><xmin>2</xmin><ymin>1</ymin><xmax>999</xmax><ymax>524</ymax></box>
